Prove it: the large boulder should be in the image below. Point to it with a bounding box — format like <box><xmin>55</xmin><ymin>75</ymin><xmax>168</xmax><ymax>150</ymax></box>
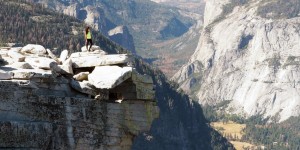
<box><xmin>0</xmin><ymin>70</ymin><xmax>13</xmax><ymax>80</ymax></box>
<box><xmin>88</xmin><ymin>66</ymin><xmax>132</xmax><ymax>89</ymax></box>
<box><xmin>72</xmin><ymin>54</ymin><xmax>130</xmax><ymax>68</ymax></box>
<box><xmin>21</xmin><ymin>44</ymin><xmax>47</xmax><ymax>55</ymax></box>
<box><xmin>7</xmin><ymin>51</ymin><xmax>25</xmax><ymax>62</ymax></box>
<box><xmin>59</xmin><ymin>50</ymin><xmax>69</xmax><ymax>63</ymax></box>
<box><xmin>25</xmin><ymin>57</ymin><xmax>57</xmax><ymax>70</ymax></box>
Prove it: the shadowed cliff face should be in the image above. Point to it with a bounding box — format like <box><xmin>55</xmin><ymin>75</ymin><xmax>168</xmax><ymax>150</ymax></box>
<box><xmin>132</xmin><ymin>59</ymin><xmax>233</xmax><ymax>150</ymax></box>
<box><xmin>174</xmin><ymin>0</ymin><xmax>300</xmax><ymax>122</ymax></box>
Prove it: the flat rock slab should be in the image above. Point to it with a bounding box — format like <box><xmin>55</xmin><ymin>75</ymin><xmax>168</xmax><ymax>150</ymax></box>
<box><xmin>11</xmin><ymin>69</ymin><xmax>54</xmax><ymax>79</ymax></box>
<box><xmin>88</xmin><ymin>66</ymin><xmax>132</xmax><ymax>89</ymax></box>
<box><xmin>70</xmin><ymin>51</ymin><xmax>107</xmax><ymax>58</ymax></box>
<box><xmin>11</xmin><ymin>62</ymin><xmax>33</xmax><ymax>69</ymax></box>
<box><xmin>72</xmin><ymin>54</ymin><xmax>130</xmax><ymax>68</ymax></box>
<box><xmin>7</xmin><ymin>51</ymin><xmax>25</xmax><ymax>62</ymax></box>
<box><xmin>0</xmin><ymin>70</ymin><xmax>13</xmax><ymax>80</ymax></box>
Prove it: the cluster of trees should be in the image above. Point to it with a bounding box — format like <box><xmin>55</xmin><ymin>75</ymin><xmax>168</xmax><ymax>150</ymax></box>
<box><xmin>257</xmin><ymin>0</ymin><xmax>300</xmax><ymax>19</ymax></box>
<box><xmin>241</xmin><ymin>116</ymin><xmax>300</xmax><ymax>150</ymax></box>
<box><xmin>0</xmin><ymin>0</ymin><xmax>126</xmax><ymax>55</ymax></box>
<box><xmin>203</xmin><ymin>103</ymin><xmax>300</xmax><ymax>150</ymax></box>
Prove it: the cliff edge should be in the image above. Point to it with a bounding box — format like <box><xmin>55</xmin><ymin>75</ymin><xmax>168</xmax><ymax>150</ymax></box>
<box><xmin>0</xmin><ymin>44</ymin><xmax>159</xmax><ymax>150</ymax></box>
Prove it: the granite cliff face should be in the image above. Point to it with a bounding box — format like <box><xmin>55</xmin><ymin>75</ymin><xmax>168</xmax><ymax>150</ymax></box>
<box><xmin>0</xmin><ymin>44</ymin><xmax>158</xmax><ymax>149</ymax></box>
<box><xmin>174</xmin><ymin>0</ymin><xmax>300</xmax><ymax>122</ymax></box>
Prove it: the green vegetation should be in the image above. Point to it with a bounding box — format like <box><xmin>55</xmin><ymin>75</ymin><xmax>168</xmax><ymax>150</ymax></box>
<box><xmin>203</xmin><ymin>102</ymin><xmax>300</xmax><ymax>150</ymax></box>
<box><xmin>257</xmin><ymin>0</ymin><xmax>300</xmax><ymax>19</ymax></box>
<box><xmin>0</xmin><ymin>0</ymin><xmax>126</xmax><ymax>54</ymax></box>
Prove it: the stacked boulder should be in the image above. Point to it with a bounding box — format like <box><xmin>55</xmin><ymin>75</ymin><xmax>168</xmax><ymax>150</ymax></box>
<box><xmin>0</xmin><ymin>44</ymin><xmax>155</xmax><ymax>102</ymax></box>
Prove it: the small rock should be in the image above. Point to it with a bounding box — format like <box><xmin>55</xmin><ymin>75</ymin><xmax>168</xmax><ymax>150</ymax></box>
<box><xmin>11</xmin><ymin>62</ymin><xmax>33</xmax><ymax>69</ymax></box>
<box><xmin>0</xmin><ymin>70</ymin><xmax>13</xmax><ymax>80</ymax></box>
<box><xmin>73</xmin><ymin>72</ymin><xmax>89</xmax><ymax>81</ymax></box>
<box><xmin>59</xmin><ymin>50</ymin><xmax>69</xmax><ymax>63</ymax></box>
<box><xmin>21</xmin><ymin>44</ymin><xmax>47</xmax><ymax>55</ymax></box>
<box><xmin>7</xmin><ymin>51</ymin><xmax>25</xmax><ymax>62</ymax></box>
<box><xmin>58</xmin><ymin>58</ymin><xmax>73</xmax><ymax>75</ymax></box>
<box><xmin>46</xmin><ymin>49</ymin><xmax>61</xmax><ymax>64</ymax></box>
<box><xmin>70</xmin><ymin>79</ymin><xmax>99</xmax><ymax>96</ymax></box>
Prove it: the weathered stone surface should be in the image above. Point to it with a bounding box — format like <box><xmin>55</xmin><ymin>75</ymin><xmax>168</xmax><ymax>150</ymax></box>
<box><xmin>0</xmin><ymin>70</ymin><xmax>12</xmax><ymax>80</ymax></box>
<box><xmin>21</xmin><ymin>44</ymin><xmax>47</xmax><ymax>55</ymax></box>
<box><xmin>81</xmin><ymin>45</ymin><xmax>101</xmax><ymax>52</ymax></box>
<box><xmin>25</xmin><ymin>57</ymin><xmax>57</xmax><ymax>70</ymax></box>
<box><xmin>58</xmin><ymin>58</ymin><xmax>73</xmax><ymax>75</ymax></box>
<box><xmin>72</xmin><ymin>54</ymin><xmax>130</xmax><ymax>68</ymax></box>
<box><xmin>11</xmin><ymin>69</ymin><xmax>53</xmax><ymax>79</ymax></box>
<box><xmin>46</xmin><ymin>49</ymin><xmax>61</xmax><ymax>64</ymax></box>
<box><xmin>11</xmin><ymin>62</ymin><xmax>33</xmax><ymax>69</ymax></box>
<box><xmin>70</xmin><ymin>51</ymin><xmax>107</xmax><ymax>58</ymax></box>
<box><xmin>70</xmin><ymin>79</ymin><xmax>98</xmax><ymax>96</ymax></box>
<box><xmin>0</xmin><ymin>44</ymin><xmax>158</xmax><ymax>150</ymax></box>
<box><xmin>7</xmin><ymin>50</ymin><xmax>25</xmax><ymax>62</ymax></box>
<box><xmin>88</xmin><ymin>66</ymin><xmax>132</xmax><ymax>89</ymax></box>
<box><xmin>0</xmin><ymin>79</ymin><xmax>158</xmax><ymax>149</ymax></box>
<box><xmin>73</xmin><ymin>72</ymin><xmax>89</xmax><ymax>81</ymax></box>
<box><xmin>39</xmin><ymin>57</ymin><xmax>57</xmax><ymax>70</ymax></box>
<box><xmin>24</xmin><ymin>57</ymin><xmax>39</xmax><ymax>68</ymax></box>
<box><xmin>59</xmin><ymin>49</ymin><xmax>69</xmax><ymax>63</ymax></box>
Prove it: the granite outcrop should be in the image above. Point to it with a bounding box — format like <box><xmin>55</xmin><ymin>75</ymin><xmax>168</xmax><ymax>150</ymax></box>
<box><xmin>0</xmin><ymin>44</ymin><xmax>158</xmax><ymax>149</ymax></box>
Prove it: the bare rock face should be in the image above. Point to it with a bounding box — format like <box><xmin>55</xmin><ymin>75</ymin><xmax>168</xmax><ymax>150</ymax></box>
<box><xmin>0</xmin><ymin>70</ymin><xmax>12</xmax><ymax>80</ymax></box>
<box><xmin>59</xmin><ymin>49</ymin><xmax>69</xmax><ymax>63</ymax></box>
<box><xmin>11</xmin><ymin>62</ymin><xmax>33</xmax><ymax>69</ymax></box>
<box><xmin>0</xmin><ymin>44</ymin><xmax>158</xmax><ymax>149</ymax></box>
<box><xmin>108</xmin><ymin>26</ymin><xmax>136</xmax><ymax>53</ymax></box>
<box><xmin>21</xmin><ymin>44</ymin><xmax>47</xmax><ymax>55</ymax></box>
<box><xmin>73</xmin><ymin>72</ymin><xmax>89</xmax><ymax>81</ymax></box>
<box><xmin>71</xmin><ymin>54</ymin><xmax>130</xmax><ymax>68</ymax></box>
<box><xmin>88</xmin><ymin>66</ymin><xmax>133</xmax><ymax>89</ymax></box>
<box><xmin>81</xmin><ymin>45</ymin><xmax>102</xmax><ymax>52</ymax></box>
<box><xmin>174</xmin><ymin>0</ymin><xmax>300</xmax><ymax>122</ymax></box>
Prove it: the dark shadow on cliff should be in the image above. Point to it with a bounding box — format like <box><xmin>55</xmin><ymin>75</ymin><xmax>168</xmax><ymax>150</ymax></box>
<box><xmin>132</xmin><ymin>58</ymin><xmax>234</xmax><ymax>150</ymax></box>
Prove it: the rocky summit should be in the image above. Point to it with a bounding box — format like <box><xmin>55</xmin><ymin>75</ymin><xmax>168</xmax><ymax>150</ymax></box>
<box><xmin>0</xmin><ymin>44</ymin><xmax>158</xmax><ymax>149</ymax></box>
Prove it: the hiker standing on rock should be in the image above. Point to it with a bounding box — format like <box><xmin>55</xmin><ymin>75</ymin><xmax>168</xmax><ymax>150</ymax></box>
<box><xmin>85</xmin><ymin>26</ymin><xmax>93</xmax><ymax>52</ymax></box>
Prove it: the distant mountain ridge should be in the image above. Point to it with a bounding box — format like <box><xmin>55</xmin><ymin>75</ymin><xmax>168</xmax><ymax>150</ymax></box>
<box><xmin>31</xmin><ymin>0</ymin><xmax>202</xmax><ymax>77</ymax></box>
<box><xmin>174</xmin><ymin>0</ymin><xmax>300</xmax><ymax>122</ymax></box>
<box><xmin>0</xmin><ymin>0</ymin><xmax>233</xmax><ymax>149</ymax></box>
